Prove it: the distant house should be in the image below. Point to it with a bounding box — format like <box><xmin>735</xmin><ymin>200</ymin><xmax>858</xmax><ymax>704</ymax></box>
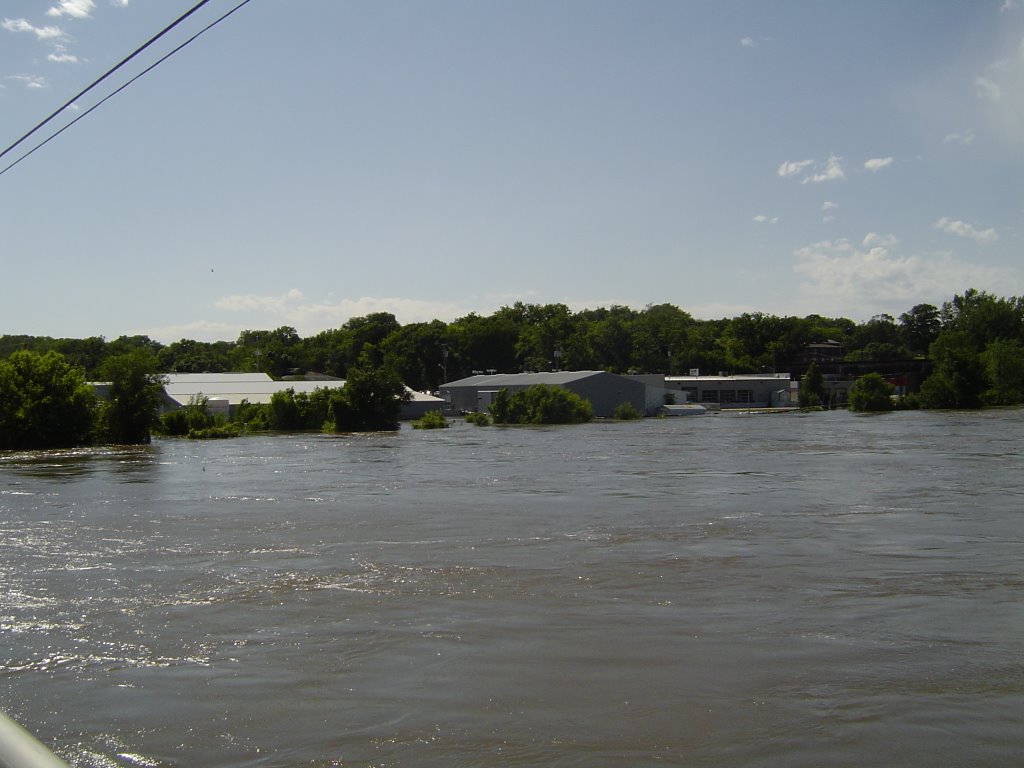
<box><xmin>440</xmin><ymin>371</ymin><xmax>647</xmax><ymax>418</ymax></box>
<box><xmin>159</xmin><ymin>372</ymin><xmax>442</xmax><ymax>421</ymax></box>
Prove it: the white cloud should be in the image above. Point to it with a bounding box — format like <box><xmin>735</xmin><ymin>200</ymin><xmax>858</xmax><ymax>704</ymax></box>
<box><xmin>943</xmin><ymin>130</ymin><xmax>975</xmax><ymax>144</ymax></box>
<box><xmin>210</xmin><ymin>288</ymin><xmax>491</xmax><ymax>337</ymax></box>
<box><xmin>822</xmin><ymin>201</ymin><xmax>838</xmax><ymax>211</ymax></box>
<box><xmin>864</xmin><ymin>156</ymin><xmax>893</xmax><ymax>172</ymax></box>
<box><xmin>862</xmin><ymin>232</ymin><xmax>898</xmax><ymax>249</ymax></box>
<box><xmin>777</xmin><ymin>159</ymin><xmax>813</xmax><ymax>177</ymax></box>
<box><xmin>1001</xmin><ymin>0</ymin><xmax>1021</xmax><ymax>12</ymax></box>
<box><xmin>47</xmin><ymin>1</ymin><xmax>95</xmax><ymax>18</ymax></box>
<box><xmin>5</xmin><ymin>74</ymin><xmax>47</xmax><ymax>89</ymax></box>
<box><xmin>933</xmin><ymin>217</ymin><xmax>999</xmax><ymax>244</ymax></box>
<box><xmin>792</xmin><ymin>235</ymin><xmax>1017</xmax><ymax>319</ymax></box>
<box><xmin>801</xmin><ymin>154</ymin><xmax>846</xmax><ymax>184</ymax></box>
<box><xmin>48</xmin><ymin>51</ymin><xmax>78</xmax><ymax>63</ymax></box>
<box><xmin>752</xmin><ymin>214</ymin><xmax>778</xmax><ymax>224</ymax></box>
<box><xmin>975</xmin><ymin>76</ymin><xmax>1002</xmax><ymax>101</ymax></box>
<box><xmin>2</xmin><ymin>18</ymin><xmax>64</xmax><ymax>39</ymax></box>
<box><xmin>740</xmin><ymin>37</ymin><xmax>755</xmax><ymax>48</ymax></box>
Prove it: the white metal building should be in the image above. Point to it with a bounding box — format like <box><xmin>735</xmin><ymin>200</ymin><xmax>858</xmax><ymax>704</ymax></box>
<box><xmin>160</xmin><ymin>373</ymin><xmax>442</xmax><ymax>420</ymax></box>
<box><xmin>664</xmin><ymin>373</ymin><xmax>794</xmax><ymax>408</ymax></box>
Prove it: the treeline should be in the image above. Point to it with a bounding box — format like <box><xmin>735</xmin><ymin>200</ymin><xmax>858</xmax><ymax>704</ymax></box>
<box><xmin>0</xmin><ymin>349</ymin><xmax>163</xmax><ymax>450</ymax></box>
<box><xmin>7</xmin><ymin>289</ymin><xmax>1022</xmax><ymax>389</ymax></box>
<box><xmin>2</xmin><ymin>289</ymin><xmax>1023</xmax><ymax>431</ymax></box>
<box><xmin>0</xmin><ymin>348</ymin><xmax>408</xmax><ymax>450</ymax></box>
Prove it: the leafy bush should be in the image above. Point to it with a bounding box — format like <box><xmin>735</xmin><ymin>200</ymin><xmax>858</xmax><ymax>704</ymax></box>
<box><xmin>412</xmin><ymin>410</ymin><xmax>449</xmax><ymax>429</ymax></box>
<box><xmin>187</xmin><ymin>423</ymin><xmax>240</xmax><ymax>439</ymax></box>
<box><xmin>894</xmin><ymin>392</ymin><xmax>920</xmax><ymax>410</ymax></box>
<box><xmin>489</xmin><ymin>385</ymin><xmax>592</xmax><ymax>425</ymax></box>
<box><xmin>464</xmin><ymin>411</ymin><xmax>491</xmax><ymax>426</ymax></box>
<box><xmin>0</xmin><ymin>350</ymin><xmax>95</xmax><ymax>449</ymax></box>
<box><xmin>613</xmin><ymin>401</ymin><xmax>643</xmax><ymax>420</ymax></box>
<box><xmin>848</xmin><ymin>373</ymin><xmax>894</xmax><ymax>412</ymax></box>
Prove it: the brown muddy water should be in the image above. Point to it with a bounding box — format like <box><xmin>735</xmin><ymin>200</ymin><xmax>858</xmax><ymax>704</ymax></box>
<box><xmin>2</xmin><ymin>408</ymin><xmax>1022</xmax><ymax>767</ymax></box>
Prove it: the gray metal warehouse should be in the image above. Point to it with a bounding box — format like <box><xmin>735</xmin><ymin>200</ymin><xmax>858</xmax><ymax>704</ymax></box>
<box><xmin>440</xmin><ymin>371</ymin><xmax>647</xmax><ymax>418</ymax></box>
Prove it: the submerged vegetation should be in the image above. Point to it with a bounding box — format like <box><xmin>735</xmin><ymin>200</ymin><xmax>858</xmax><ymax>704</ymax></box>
<box><xmin>489</xmin><ymin>385</ymin><xmax>593</xmax><ymax>425</ymax></box>
<box><xmin>412</xmin><ymin>411</ymin><xmax>449</xmax><ymax>429</ymax></box>
<box><xmin>848</xmin><ymin>373</ymin><xmax>895</xmax><ymax>412</ymax></box>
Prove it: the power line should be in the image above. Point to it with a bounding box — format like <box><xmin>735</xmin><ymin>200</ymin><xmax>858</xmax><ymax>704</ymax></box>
<box><xmin>0</xmin><ymin>0</ymin><xmax>253</xmax><ymax>179</ymax></box>
<box><xmin>0</xmin><ymin>0</ymin><xmax>214</xmax><ymax>163</ymax></box>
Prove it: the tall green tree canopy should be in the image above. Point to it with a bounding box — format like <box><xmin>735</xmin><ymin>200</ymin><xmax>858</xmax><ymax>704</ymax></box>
<box><xmin>0</xmin><ymin>350</ymin><xmax>95</xmax><ymax>450</ymax></box>
<box><xmin>97</xmin><ymin>350</ymin><xmax>166</xmax><ymax>444</ymax></box>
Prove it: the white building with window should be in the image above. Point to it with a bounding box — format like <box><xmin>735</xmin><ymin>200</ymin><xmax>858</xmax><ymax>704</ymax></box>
<box><xmin>664</xmin><ymin>373</ymin><xmax>794</xmax><ymax>409</ymax></box>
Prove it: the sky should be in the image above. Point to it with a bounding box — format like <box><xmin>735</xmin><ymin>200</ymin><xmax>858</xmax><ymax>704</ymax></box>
<box><xmin>1</xmin><ymin>0</ymin><xmax>1022</xmax><ymax>343</ymax></box>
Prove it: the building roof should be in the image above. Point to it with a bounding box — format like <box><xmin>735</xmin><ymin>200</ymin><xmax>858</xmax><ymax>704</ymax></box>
<box><xmin>443</xmin><ymin>370</ymin><xmax>611</xmax><ymax>388</ymax></box>
<box><xmin>163</xmin><ymin>373</ymin><xmax>345</xmax><ymax>407</ymax></box>
<box><xmin>665</xmin><ymin>373</ymin><xmax>792</xmax><ymax>383</ymax></box>
<box><xmin>161</xmin><ymin>372</ymin><xmax>442</xmax><ymax>408</ymax></box>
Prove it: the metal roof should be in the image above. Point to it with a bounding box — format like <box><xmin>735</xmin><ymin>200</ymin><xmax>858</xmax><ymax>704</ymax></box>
<box><xmin>443</xmin><ymin>370</ymin><xmax>610</xmax><ymax>388</ymax></box>
<box><xmin>163</xmin><ymin>376</ymin><xmax>346</xmax><ymax>407</ymax></box>
<box><xmin>160</xmin><ymin>373</ymin><xmax>441</xmax><ymax>407</ymax></box>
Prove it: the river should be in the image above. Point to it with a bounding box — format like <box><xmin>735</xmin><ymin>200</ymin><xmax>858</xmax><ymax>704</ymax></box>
<box><xmin>2</xmin><ymin>408</ymin><xmax>1022</xmax><ymax>767</ymax></box>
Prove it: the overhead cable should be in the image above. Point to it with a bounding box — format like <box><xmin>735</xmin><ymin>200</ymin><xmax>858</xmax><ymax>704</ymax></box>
<box><xmin>0</xmin><ymin>0</ymin><xmax>214</xmax><ymax>163</ymax></box>
<box><xmin>0</xmin><ymin>0</ymin><xmax>253</xmax><ymax>179</ymax></box>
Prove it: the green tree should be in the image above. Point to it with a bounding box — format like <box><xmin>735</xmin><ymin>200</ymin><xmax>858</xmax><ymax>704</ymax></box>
<box><xmin>489</xmin><ymin>385</ymin><xmax>592</xmax><ymax>425</ymax></box>
<box><xmin>584</xmin><ymin>305</ymin><xmax>637</xmax><ymax>374</ymax></box>
<box><xmin>918</xmin><ymin>330</ymin><xmax>985</xmax><ymax>409</ymax></box>
<box><xmin>447</xmin><ymin>312</ymin><xmax>519</xmax><ymax>377</ymax></box>
<box><xmin>981</xmin><ymin>339</ymin><xmax>1024</xmax><ymax>406</ymax></box>
<box><xmin>158</xmin><ymin>338</ymin><xmax>233</xmax><ymax>373</ymax></box>
<box><xmin>848</xmin><ymin>373</ymin><xmax>894</xmax><ymax>412</ymax></box>
<box><xmin>97</xmin><ymin>350</ymin><xmax>166</xmax><ymax>444</ymax></box>
<box><xmin>381</xmin><ymin>320</ymin><xmax>449</xmax><ymax>391</ymax></box>
<box><xmin>899</xmin><ymin>303</ymin><xmax>941</xmax><ymax>357</ymax></box>
<box><xmin>267</xmin><ymin>388</ymin><xmax>326</xmax><ymax>430</ymax></box>
<box><xmin>339</xmin><ymin>313</ymin><xmax>402</xmax><ymax>370</ymax></box>
<box><xmin>325</xmin><ymin>362</ymin><xmax>409</xmax><ymax>432</ymax></box>
<box><xmin>798</xmin><ymin>362</ymin><xmax>826</xmax><ymax>407</ymax></box>
<box><xmin>233</xmin><ymin>327</ymin><xmax>301</xmax><ymax>377</ymax></box>
<box><xmin>0</xmin><ymin>350</ymin><xmax>95</xmax><ymax>450</ymax></box>
<box><xmin>941</xmin><ymin>289</ymin><xmax>1023</xmax><ymax>349</ymax></box>
<box><xmin>631</xmin><ymin>303</ymin><xmax>693</xmax><ymax>374</ymax></box>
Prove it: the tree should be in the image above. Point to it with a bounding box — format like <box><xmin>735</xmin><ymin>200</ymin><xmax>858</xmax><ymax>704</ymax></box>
<box><xmin>489</xmin><ymin>385</ymin><xmax>592</xmax><ymax>425</ymax></box>
<box><xmin>899</xmin><ymin>304</ymin><xmax>941</xmax><ymax>357</ymax></box>
<box><xmin>918</xmin><ymin>330</ymin><xmax>985</xmax><ymax>409</ymax></box>
<box><xmin>233</xmin><ymin>327</ymin><xmax>301</xmax><ymax>377</ymax></box>
<box><xmin>97</xmin><ymin>350</ymin><xmax>166</xmax><ymax>444</ymax></box>
<box><xmin>447</xmin><ymin>312</ymin><xmax>519</xmax><ymax>377</ymax></box>
<box><xmin>941</xmin><ymin>289</ymin><xmax>1023</xmax><ymax>349</ymax></box>
<box><xmin>381</xmin><ymin>320</ymin><xmax>449</xmax><ymax>391</ymax></box>
<box><xmin>0</xmin><ymin>350</ymin><xmax>95</xmax><ymax>450</ymax></box>
<box><xmin>848</xmin><ymin>373</ymin><xmax>894</xmax><ymax>412</ymax></box>
<box><xmin>798</xmin><ymin>362</ymin><xmax>826</xmax><ymax>407</ymax></box>
<box><xmin>325</xmin><ymin>361</ymin><xmax>409</xmax><ymax>432</ymax></box>
<box><xmin>631</xmin><ymin>304</ymin><xmax>693</xmax><ymax>374</ymax></box>
<box><xmin>981</xmin><ymin>339</ymin><xmax>1024</xmax><ymax>406</ymax></box>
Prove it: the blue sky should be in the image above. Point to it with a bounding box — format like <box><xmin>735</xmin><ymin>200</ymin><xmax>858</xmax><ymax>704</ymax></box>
<box><xmin>2</xmin><ymin>0</ymin><xmax>1022</xmax><ymax>343</ymax></box>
